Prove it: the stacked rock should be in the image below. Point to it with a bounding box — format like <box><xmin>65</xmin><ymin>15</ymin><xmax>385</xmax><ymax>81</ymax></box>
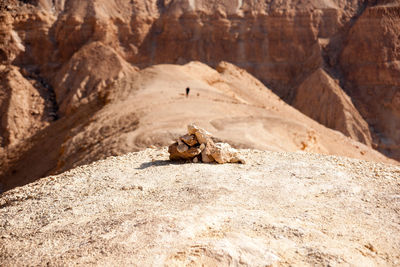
<box><xmin>168</xmin><ymin>124</ymin><xmax>245</xmax><ymax>164</ymax></box>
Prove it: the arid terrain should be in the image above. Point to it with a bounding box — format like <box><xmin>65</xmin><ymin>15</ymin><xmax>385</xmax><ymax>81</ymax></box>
<box><xmin>1</xmin><ymin>60</ymin><xmax>396</xmax><ymax>192</ymax></box>
<box><xmin>0</xmin><ymin>0</ymin><xmax>400</xmax><ymax>265</ymax></box>
<box><xmin>1</xmin><ymin>148</ymin><xmax>400</xmax><ymax>266</ymax></box>
<box><xmin>1</xmin><ymin>0</ymin><xmax>399</xmax><ymax>191</ymax></box>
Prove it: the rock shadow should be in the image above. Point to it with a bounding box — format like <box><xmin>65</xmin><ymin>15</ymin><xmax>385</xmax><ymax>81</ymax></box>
<box><xmin>136</xmin><ymin>160</ymin><xmax>186</xmax><ymax>170</ymax></box>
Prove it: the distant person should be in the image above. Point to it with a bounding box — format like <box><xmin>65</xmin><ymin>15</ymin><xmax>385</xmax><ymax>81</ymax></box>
<box><xmin>186</xmin><ymin>87</ymin><xmax>190</xmax><ymax>97</ymax></box>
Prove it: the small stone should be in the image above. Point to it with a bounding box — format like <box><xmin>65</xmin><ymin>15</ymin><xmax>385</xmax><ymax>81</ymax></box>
<box><xmin>168</xmin><ymin>142</ymin><xmax>201</xmax><ymax>160</ymax></box>
<box><xmin>180</xmin><ymin>134</ymin><xmax>198</xmax><ymax>146</ymax></box>
<box><xmin>201</xmin><ymin>150</ymin><xmax>214</xmax><ymax>163</ymax></box>
<box><xmin>193</xmin><ymin>157</ymin><xmax>199</xmax><ymax>163</ymax></box>
<box><xmin>211</xmin><ymin>143</ymin><xmax>245</xmax><ymax>164</ymax></box>
<box><xmin>199</xmin><ymin>143</ymin><xmax>206</xmax><ymax>151</ymax></box>
<box><xmin>187</xmin><ymin>123</ymin><xmax>212</xmax><ymax>144</ymax></box>
<box><xmin>177</xmin><ymin>143</ymin><xmax>188</xmax><ymax>153</ymax></box>
<box><xmin>365</xmin><ymin>243</ymin><xmax>377</xmax><ymax>253</ymax></box>
<box><xmin>186</xmin><ymin>147</ymin><xmax>202</xmax><ymax>157</ymax></box>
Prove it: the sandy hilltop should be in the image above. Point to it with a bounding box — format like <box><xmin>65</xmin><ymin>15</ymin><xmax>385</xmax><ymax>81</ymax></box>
<box><xmin>0</xmin><ymin>0</ymin><xmax>400</xmax><ymax>266</ymax></box>
<box><xmin>1</xmin><ymin>148</ymin><xmax>400</xmax><ymax>265</ymax></box>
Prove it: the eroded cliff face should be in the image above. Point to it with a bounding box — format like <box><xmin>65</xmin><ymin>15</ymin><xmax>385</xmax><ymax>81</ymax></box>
<box><xmin>133</xmin><ymin>0</ymin><xmax>357</xmax><ymax>99</ymax></box>
<box><xmin>340</xmin><ymin>3</ymin><xmax>400</xmax><ymax>160</ymax></box>
<box><xmin>0</xmin><ymin>66</ymin><xmax>47</xmax><ymax>147</ymax></box>
<box><xmin>2</xmin><ymin>0</ymin><xmax>365</xmax><ymax>95</ymax></box>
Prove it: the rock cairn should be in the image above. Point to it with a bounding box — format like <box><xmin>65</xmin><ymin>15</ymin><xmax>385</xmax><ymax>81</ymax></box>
<box><xmin>168</xmin><ymin>124</ymin><xmax>245</xmax><ymax>164</ymax></box>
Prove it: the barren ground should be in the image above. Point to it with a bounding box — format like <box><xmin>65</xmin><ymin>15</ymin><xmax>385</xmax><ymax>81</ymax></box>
<box><xmin>1</xmin><ymin>148</ymin><xmax>399</xmax><ymax>266</ymax></box>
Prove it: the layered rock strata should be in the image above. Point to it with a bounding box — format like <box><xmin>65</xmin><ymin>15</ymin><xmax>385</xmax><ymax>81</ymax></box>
<box><xmin>340</xmin><ymin>3</ymin><xmax>400</xmax><ymax>160</ymax></box>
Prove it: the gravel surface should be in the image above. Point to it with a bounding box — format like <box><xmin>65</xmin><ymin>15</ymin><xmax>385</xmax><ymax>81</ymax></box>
<box><xmin>1</xmin><ymin>148</ymin><xmax>399</xmax><ymax>266</ymax></box>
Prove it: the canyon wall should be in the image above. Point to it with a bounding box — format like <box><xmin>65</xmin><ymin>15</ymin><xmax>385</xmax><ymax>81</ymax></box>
<box><xmin>0</xmin><ymin>0</ymin><xmax>399</xmax><ymax>163</ymax></box>
<box><xmin>340</xmin><ymin>3</ymin><xmax>400</xmax><ymax>160</ymax></box>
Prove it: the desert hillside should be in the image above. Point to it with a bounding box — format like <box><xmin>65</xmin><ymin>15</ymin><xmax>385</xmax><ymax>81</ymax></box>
<box><xmin>1</xmin><ymin>1</ymin><xmax>399</xmax><ymax>265</ymax></box>
<box><xmin>1</xmin><ymin>148</ymin><xmax>399</xmax><ymax>266</ymax></box>
<box><xmin>0</xmin><ymin>61</ymin><xmax>395</xmax><ymax>192</ymax></box>
<box><xmin>0</xmin><ymin>2</ymin><xmax>399</xmax><ymax>188</ymax></box>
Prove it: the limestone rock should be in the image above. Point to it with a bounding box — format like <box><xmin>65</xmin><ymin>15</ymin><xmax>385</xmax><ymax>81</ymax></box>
<box><xmin>169</xmin><ymin>124</ymin><xmax>244</xmax><ymax>164</ymax></box>
<box><xmin>168</xmin><ymin>142</ymin><xmax>201</xmax><ymax>160</ymax></box>
<box><xmin>201</xmin><ymin>150</ymin><xmax>215</xmax><ymax>163</ymax></box>
<box><xmin>180</xmin><ymin>134</ymin><xmax>198</xmax><ymax>146</ymax></box>
<box><xmin>199</xmin><ymin>143</ymin><xmax>206</xmax><ymax>151</ymax></box>
<box><xmin>211</xmin><ymin>143</ymin><xmax>246</xmax><ymax>164</ymax></box>
<box><xmin>177</xmin><ymin>142</ymin><xmax>188</xmax><ymax>153</ymax></box>
<box><xmin>187</xmin><ymin>124</ymin><xmax>212</xmax><ymax>145</ymax></box>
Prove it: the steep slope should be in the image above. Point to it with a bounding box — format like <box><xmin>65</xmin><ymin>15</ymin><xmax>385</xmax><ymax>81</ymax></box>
<box><xmin>292</xmin><ymin>68</ymin><xmax>372</xmax><ymax>146</ymax></box>
<box><xmin>52</xmin><ymin>41</ymin><xmax>139</xmax><ymax>116</ymax></box>
<box><xmin>0</xmin><ymin>65</ymin><xmax>54</xmax><ymax>147</ymax></box>
<box><xmin>1</xmin><ymin>148</ymin><xmax>399</xmax><ymax>266</ymax></box>
<box><xmin>0</xmin><ymin>61</ymin><xmax>395</xmax><ymax>192</ymax></box>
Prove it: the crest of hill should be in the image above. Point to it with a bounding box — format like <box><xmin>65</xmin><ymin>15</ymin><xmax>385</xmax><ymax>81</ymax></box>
<box><xmin>1</xmin><ymin>148</ymin><xmax>399</xmax><ymax>266</ymax></box>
